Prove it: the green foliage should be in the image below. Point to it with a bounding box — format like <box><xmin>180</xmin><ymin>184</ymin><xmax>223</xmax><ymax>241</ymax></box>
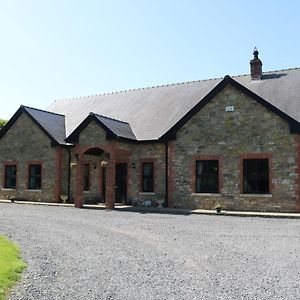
<box><xmin>0</xmin><ymin>120</ymin><xmax>7</xmax><ymax>129</ymax></box>
<box><xmin>0</xmin><ymin>236</ymin><xmax>26</xmax><ymax>300</ymax></box>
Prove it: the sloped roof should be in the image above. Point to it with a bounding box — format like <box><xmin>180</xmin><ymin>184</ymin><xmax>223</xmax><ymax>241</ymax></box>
<box><xmin>66</xmin><ymin>112</ymin><xmax>136</xmax><ymax>142</ymax></box>
<box><xmin>47</xmin><ymin>68</ymin><xmax>300</xmax><ymax>141</ymax></box>
<box><xmin>23</xmin><ymin>106</ymin><xmax>67</xmax><ymax>144</ymax></box>
<box><xmin>92</xmin><ymin>113</ymin><xmax>136</xmax><ymax>140</ymax></box>
<box><xmin>0</xmin><ymin>106</ymin><xmax>67</xmax><ymax>145</ymax></box>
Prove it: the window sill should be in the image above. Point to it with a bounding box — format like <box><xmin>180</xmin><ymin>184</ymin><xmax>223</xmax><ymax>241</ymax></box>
<box><xmin>240</xmin><ymin>194</ymin><xmax>272</xmax><ymax>198</ymax></box>
<box><xmin>83</xmin><ymin>191</ymin><xmax>90</xmax><ymax>193</ymax></box>
<box><xmin>192</xmin><ymin>193</ymin><xmax>221</xmax><ymax>197</ymax></box>
<box><xmin>139</xmin><ymin>192</ymin><xmax>155</xmax><ymax>195</ymax></box>
<box><xmin>1</xmin><ymin>188</ymin><xmax>16</xmax><ymax>191</ymax></box>
<box><xmin>25</xmin><ymin>189</ymin><xmax>42</xmax><ymax>192</ymax></box>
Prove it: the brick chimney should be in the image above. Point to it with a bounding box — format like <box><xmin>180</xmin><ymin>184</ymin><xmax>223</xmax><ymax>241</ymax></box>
<box><xmin>250</xmin><ymin>47</ymin><xmax>262</xmax><ymax>80</ymax></box>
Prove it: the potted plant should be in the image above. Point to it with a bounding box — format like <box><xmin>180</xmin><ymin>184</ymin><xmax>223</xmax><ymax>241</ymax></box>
<box><xmin>215</xmin><ymin>203</ymin><xmax>222</xmax><ymax>213</ymax></box>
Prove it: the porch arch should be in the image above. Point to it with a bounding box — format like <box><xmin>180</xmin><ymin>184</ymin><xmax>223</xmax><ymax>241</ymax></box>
<box><xmin>74</xmin><ymin>145</ymin><xmax>116</xmax><ymax>209</ymax></box>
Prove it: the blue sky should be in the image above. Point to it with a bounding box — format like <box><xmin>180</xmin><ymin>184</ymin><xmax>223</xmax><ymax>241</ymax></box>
<box><xmin>0</xmin><ymin>0</ymin><xmax>299</xmax><ymax>119</ymax></box>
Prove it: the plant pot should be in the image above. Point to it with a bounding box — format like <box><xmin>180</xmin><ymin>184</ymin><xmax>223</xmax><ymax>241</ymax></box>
<box><xmin>216</xmin><ymin>207</ymin><xmax>222</xmax><ymax>213</ymax></box>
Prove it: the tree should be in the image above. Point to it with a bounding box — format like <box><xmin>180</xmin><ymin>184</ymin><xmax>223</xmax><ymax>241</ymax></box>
<box><xmin>0</xmin><ymin>119</ymin><xmax>7</xmax><ymax>129</ymax></box>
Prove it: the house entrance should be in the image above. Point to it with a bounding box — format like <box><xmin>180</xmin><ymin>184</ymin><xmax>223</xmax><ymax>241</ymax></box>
<box><xmin>115</xmin><ymin>163</ymin><xmax>127</xmax><ymax>203</ymax></box>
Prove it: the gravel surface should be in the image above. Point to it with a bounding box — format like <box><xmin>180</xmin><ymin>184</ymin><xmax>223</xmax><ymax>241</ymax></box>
<box><xmin>1</xmin><ymin>203</ymin><xmax>300</xmax><ymax>300</ymax></box>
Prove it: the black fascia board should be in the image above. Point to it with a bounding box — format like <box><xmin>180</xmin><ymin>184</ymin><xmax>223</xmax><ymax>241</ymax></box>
<box><xmin>160</xmin><ymin>75</ymin><xmax>300</xmax><ymax>140</ymax></box>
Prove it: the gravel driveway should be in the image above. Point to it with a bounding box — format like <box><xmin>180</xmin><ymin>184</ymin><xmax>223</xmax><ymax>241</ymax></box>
<box><xmin>1</xmin><ymin>203</ymin><xmax>300</xmax><ymax>300</ymax></box>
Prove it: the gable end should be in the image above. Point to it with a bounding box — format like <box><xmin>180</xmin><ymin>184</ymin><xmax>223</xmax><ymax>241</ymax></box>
<box><xmin>160</xmin><ymin>76</ymin><xmax>300</xmax><ymax>140</ymax></box>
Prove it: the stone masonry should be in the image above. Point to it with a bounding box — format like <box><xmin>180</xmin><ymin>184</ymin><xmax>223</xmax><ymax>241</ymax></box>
<box><xmin>172</xmin><ymin>84</ymin><xmax>298</xmax><ymax>212</ymax></box>
<box><xmin>0</xmin><ymin>113</ymin><xmax>58</xmax><ymax>202</ymax></box>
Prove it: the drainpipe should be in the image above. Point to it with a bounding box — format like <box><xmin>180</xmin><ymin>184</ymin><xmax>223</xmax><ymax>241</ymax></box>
<box><xmin>165</xmin><ymin>141</ymin><xmax>169</xmax><ymax>207</ymax></box>
<box><xmin>67</xmin><ymin>148</ymin><xmax>71</xmax><ymax>203</ymax></box>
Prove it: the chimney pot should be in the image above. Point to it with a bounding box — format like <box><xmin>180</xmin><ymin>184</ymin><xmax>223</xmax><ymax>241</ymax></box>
<box><xmin>250</xmin><ymin>47</ymin><xmax>262</xmax><ymax>80</ymax></box>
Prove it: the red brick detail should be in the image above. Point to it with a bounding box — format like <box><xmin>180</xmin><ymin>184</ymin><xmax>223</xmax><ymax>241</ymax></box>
<box><xmin>239</xmin><ymin>153</ymin><xmax>273</xmax><ymax>194</ymax></box>
<box><xmin>295</xmin><ymin>135</ymin><xmax>300</xmax><ymax>211</ymax></box>
<box><xmin>167</xmin><ymin>141</ymin><xmax>175</xmax><ymax>208</ymax></box>
<box><xmin>106</xmin><ymin>156</ymin><xmax>116</xmax><ymax>209</ymax></box>
<box><xmin>74</xmin><ymin>153</ymin><xmax>84</xmax><ymax>208</ymax></box>
<box><xmin>26</xmin><ymin>161</ymin><xmax>43</xmax><ymax>190</ymax></box>
<box><xmin>2</xmin><ymin>161</ymin><xmax>18</xmax><ymax>189</ymax></box>
<box><xmin>138</xmin><ymin>158</ymin><xmax>157</xmax><ymax>193</ymax></box>
<box><xmin>191</xmin><ymin>155</ymin><xmax>223</xmax><ymax>193</ymax></box>
<box><xmin>73</xmin><ymin>143</ymin><xmax>130</xmax><ymax>209</ymax></box>
<box><xmin>54</xmin><ymin>146</ymin><xmax>62</xmax><ymax>202</ymax></box>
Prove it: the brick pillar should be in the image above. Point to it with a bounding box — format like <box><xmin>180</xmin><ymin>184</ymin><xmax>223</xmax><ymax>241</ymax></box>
<box><xmin>167</xmin><ymin>141</ymin><xmax>175</xmax><ymax>208</ymax></box>
<box><xmin>296</xmin><ymin>135</ymin><xmax>300</xmax><ymax>211</ymax></box>
<box><xmin>105</xmin><ymin>155</ymin><xmax>116</xmax><ymax>209</ymax></box>
<box><xmin>74</xmin><ymin>153</ymin><xmax>84</xmax><ymax>208</ymax></box>
<box><xmin>54</xmin><ymin>146</ymin><xmax>62</xmax><ymax>202</ymax></box>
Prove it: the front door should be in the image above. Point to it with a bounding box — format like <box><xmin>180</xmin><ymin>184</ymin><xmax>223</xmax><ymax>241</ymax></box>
<box><xmin>115</xmin><ymin>163</ymin><xmax>127</xmax><ymax>203</ymax></box>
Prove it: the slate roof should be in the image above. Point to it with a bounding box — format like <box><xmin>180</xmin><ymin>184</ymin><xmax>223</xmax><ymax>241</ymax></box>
<box><xmin>92</xmin><ymin>113</ymin><xmax>136</xmax><ymax>140</ymax></box>
<box><xmin>0</xmin><ymin>106</ymin><xmax>67</xmax><ymax>145</ymax></box>
<box><xmin>47</xmin><ymin>67</ymin><xmax>300</xmax><ymax>141</ymax></box>
<box><xmin>22</xmin><ymin>106</ymin><xmax>67</xmax><ymax>144</ymax></box>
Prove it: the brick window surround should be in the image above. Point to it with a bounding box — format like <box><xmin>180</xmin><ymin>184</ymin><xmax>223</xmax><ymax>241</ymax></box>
<box><xmin>3</xmin><ymin>162</ymin><xmax>18</xmax><ymax>189</ymax></box>
<box><xmin>239</xmin><ymin>153</ymin><xmax>273</xmax><ymax>194</ymax></box>
<box><xmin>192</xmin><ymin>155</ymin><xmax>222</xmax><ymax>193</ymax></box>
<box><xmin>139</xmin><ymin>158</ymin><xmax>156</xmax><ymax>193</ymax></box>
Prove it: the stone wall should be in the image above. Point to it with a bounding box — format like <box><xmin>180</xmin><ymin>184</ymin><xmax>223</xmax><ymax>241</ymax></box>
<box><xmin>130</xmin><ymin>143</ymin><xmax>166</xmax><ymax>204</ymax></box>
<box><xmin>0</xmin><ymin>113</ymin><xmax>57</xmax><ymax>202</ymax></box>
<box><xmin>172</xmin><ymin>84</ymin><xmax>298</xmax><ymax>212</ymax></box>
<box><xmin>70</xmin><ymin>120</ymin><xmax>167</xmax><ymax>205</ymax></box>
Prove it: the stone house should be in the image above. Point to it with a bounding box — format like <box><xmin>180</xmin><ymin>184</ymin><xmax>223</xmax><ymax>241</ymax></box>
<box><xmin>1</xmin><ymin>49</ymin><xmax>300</xmax><ymax>212</ymax></box>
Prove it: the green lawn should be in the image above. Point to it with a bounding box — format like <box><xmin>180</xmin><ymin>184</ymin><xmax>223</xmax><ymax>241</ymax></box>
<box><xmin>0</xmin><ymin>235</ymin><xmax>26</xmax><ymax>300</ymax></box>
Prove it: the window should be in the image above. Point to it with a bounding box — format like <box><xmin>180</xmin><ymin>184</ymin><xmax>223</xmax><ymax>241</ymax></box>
<box><xmin>142</xmin><ymin>162</ymin><xmax>154</xmax><ymax>192</ymax></box>
<box><xmin>83</xmin><ymin>164</ymin><xmax>90</xmax><ymax>191</ymax></box>
<box><xmin>4</xmin><ymin>165</ymin><xmax>16</xmax><ymax>189</ymax></box>
<box><xmin>243</xmin><ymin>159</ymin><xmax>269</xmax><ymax>194</ymax></box>
<box><xmin>28</xmin><ymin>164</ymin><xmax>42</xmax><ymax>189</ymax></box>
<box><xmin>195</xmin><ymin>160</ymin><xmax>219</xmax><ymax>193</ymax></box>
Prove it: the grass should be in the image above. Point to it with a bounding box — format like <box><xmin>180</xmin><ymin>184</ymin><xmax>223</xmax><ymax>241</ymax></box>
<box><xmin>0</xmin><ymin>235</ymin><xmax>26</xmax><ymax>300</ymax></box>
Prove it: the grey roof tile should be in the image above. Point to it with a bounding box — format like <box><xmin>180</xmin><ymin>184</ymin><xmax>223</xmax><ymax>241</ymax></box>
<box><xmin>92</xmin><ymin>113</ymin><xmax>136</xmax><ymax>140</ymax></box>
<box><xmin>46</xmin><ymin>68</ymin><xmax>300</xmax><ymax>141</ymax></box>
<box><xmin>22</xmin><ymin>106</ymin><xmax>66</xmax><ymax>144</ymax></box>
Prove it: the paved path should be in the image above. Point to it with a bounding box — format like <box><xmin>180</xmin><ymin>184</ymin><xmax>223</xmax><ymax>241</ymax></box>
<box><xmin>1</xmin><ymin>202</ymin><xmax>300</xmax><ymax>299</ymax></box>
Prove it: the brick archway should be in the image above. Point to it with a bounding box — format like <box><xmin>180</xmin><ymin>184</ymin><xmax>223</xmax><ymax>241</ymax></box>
<box><xmin>74</xmin><ymin>144</ymin><xmax>116</xmax><ymax>209</ymax></box>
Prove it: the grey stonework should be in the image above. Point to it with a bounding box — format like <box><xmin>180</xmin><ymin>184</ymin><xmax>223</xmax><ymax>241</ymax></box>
<box><xmin>70</xmin><ymin>121</ymin><xmax>166</xmax><ymax>205</ymax></box>
<box><xmin>1</xmin><ymin>86</ymin><xmax>299</xmax><ymax>212</ymax></box>
<box><xmin>0</xmin><ymin>113</ymin><xmax>57</xmax><ymax>202</ymax></box>
<box><xmin>172</xmin><ymin>84</ymin><xmax>298</xmax><ymax>211</ymax></box>
<box><xmin>129</xmin><ymin>143</ymin><xmax>166</xmax><ymax>204</ymax></box>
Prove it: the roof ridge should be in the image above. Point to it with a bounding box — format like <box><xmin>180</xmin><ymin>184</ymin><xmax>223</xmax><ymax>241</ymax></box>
<box><xmin>90</xmin><ymin>112</ymin><xmax>129</xmax><ymax>124</ymax></box>
<box><xmin>22</xmin><ymin>105</ymin><xmax>65</xmax><ymax>117</ymax></box>
<box><xmin>52</xmin><ymin>66</ymin><xmax>300</xmax><ymax>102</ymax></box>
<box><xmin>232</xmin><ymin>66</ymin><xmax>300</xmax><ymax>78</ymax></box>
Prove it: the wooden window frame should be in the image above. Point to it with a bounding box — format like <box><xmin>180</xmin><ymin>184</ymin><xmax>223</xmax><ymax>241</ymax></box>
<box><xmin>28</xmin><ymin>163</ymin><xmax>42</xmax><ymax>190</ymax></box>
<box><xmin>239</xmin><ymin>153</ymin><xmax>273</xmax><ymax>195</ymax></box>
<box><xmin>192</xmin><ymin>155</ymin><xmax>222</xmax><ymax>194</ymax></box>
<box><xmin>4</xmin><ymin>163</ymin><xmax>17</xmax><ymax>189</ymax></box>
<box><xmin>141</xmin><ymin>161</ymin><xmax>154</xmax><ymax>193</ymax></box>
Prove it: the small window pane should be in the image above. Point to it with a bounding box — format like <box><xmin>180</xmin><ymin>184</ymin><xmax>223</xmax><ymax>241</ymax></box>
<box><xmin>195</xmin><ymin>160</ymin><xmax>219</xmax><ymax>193</ymax></box>
<box><xmin>28</xmin><ymin>164</ymin><xmax>41</xmax><ymax>189</ymax></box>
<box><xmin>142</xmin><ymin>163</ymin><xmax>154</xmax><ymax>192</ymax></box>
<box><xmin>5</xmin><ymin>165</ymin><xmax>16</xmax><ymax>189</ymax></box>
<box><xmin>243</xmin><ymin>159</ymin><xmax>269</xmax><ymax>194</ymax></box>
